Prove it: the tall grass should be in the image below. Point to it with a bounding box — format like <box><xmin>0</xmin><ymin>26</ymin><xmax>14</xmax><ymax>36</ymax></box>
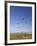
<box><xmin>10</xmin><ymin>33</ymin><xmax>32</xmax><ymax>40</ymax></box>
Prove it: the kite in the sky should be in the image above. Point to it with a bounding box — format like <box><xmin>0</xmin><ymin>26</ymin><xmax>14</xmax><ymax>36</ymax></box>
<box><xmin>22</xmin><ymin>18</ymin><xmax>24</xmax><ymax>20</ymax></box>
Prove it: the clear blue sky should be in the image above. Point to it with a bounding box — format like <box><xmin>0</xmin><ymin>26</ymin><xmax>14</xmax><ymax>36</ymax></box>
<box><xmin>10</xmin><ymin>6</ymin><xmax>32</xmax><ymax>33</ymax></box>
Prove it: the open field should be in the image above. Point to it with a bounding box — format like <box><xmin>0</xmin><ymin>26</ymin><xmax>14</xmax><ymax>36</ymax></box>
<box><xmin>10</xmin><ymin>33</ymin><xmax>32</xmax><ymax>40</ymax></box>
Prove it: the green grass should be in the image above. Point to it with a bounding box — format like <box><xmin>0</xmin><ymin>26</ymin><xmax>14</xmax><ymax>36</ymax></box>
<box><xmin>10</xmin><ymin>33</ymin><xmax>32</xmax><ymax>40</ymax></box>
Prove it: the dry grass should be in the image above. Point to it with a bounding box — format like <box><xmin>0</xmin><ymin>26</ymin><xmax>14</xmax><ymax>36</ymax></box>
<box><xmin>10</xmin><ymin>33</ymin><xmax>32</xmax><ymax>40</ymax></box>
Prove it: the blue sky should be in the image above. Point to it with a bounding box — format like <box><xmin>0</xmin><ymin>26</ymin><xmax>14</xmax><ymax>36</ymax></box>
<box><xmin>10</xmin><ymin>6</ymin><xmax>32</xmax><ymax>33</ymax></box>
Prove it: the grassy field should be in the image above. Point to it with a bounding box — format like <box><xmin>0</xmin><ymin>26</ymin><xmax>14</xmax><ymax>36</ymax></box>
<box><xmin>10</xmin><ymin>33</ymin><xmax>32</xmax><ymax>40</ymax></box>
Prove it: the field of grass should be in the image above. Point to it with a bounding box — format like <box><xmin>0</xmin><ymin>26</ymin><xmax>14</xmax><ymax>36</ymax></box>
<box><xmin>10</xmin><ymin>33</ymin><xmax>32</xmax><ymax>40</ymax></box>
